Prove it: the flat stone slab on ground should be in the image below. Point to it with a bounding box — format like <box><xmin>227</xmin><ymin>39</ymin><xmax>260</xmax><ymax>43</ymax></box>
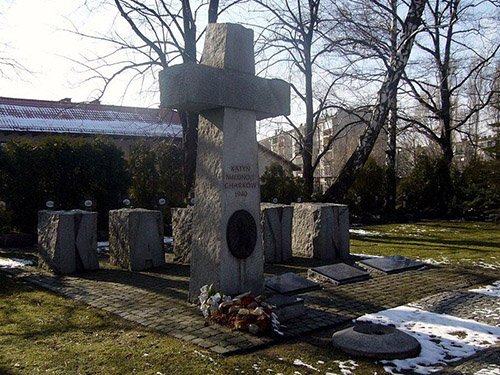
<box><xmin>265</xmin><ymin>272</ymin><xmax>319</xmax><ymax>295</ymax></box>
<box><xmin>358</xmin><ymin>255</ymin><xmax>424</xmax><ymax>274</ymax></box>
<box><xmin>267</xmin><ymin>293</ymin><xmax>305</xmax><ymax>322</ymax></box>
<box><xmin>308</xmin><ymin>263</ymin><xmax>370</xmax><ymax>285</ymax></box>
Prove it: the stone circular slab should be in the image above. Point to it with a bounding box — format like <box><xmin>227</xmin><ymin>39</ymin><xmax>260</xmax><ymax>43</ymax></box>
<box><xmin>332</xmin><ymin>321</ymin><xmax>421</xmax><ymax>359</ymax></box>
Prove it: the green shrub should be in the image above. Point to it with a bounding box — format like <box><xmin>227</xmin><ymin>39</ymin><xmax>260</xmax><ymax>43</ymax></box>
<box><xmin>397</xmin><ymin>153</ymin><xmax>456</xmax><ymax>219</ymax></box>
<box><xmin>0</xmin><ymin>137</ymin><xmax>130</xmax><ymax>233</ymax></box>
<box><xmin>344</xmin><ymin>158</ymin><xmax>387</xmax><ymax>216</ymax></box>
<box><xmin>128</xmin><ymin>140</ymin><xmax>184</xmax><ymax>225</ymax></box>
<box><xmin>457</xmin><ymin>129</ymin><xmax>500</xmax><ymax>219</ymax></box>
<box><xmin>260</xmin><ymin>163</ymin><xmax>304</xmax><ymax>204</ymax></box>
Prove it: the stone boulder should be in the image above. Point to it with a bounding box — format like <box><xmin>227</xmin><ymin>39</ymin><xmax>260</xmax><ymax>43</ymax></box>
<box><xmin>171</xmin><ymin>207</ymin><xmax>193</xmax><ymax>264</ymax></box>
<box><xmin>109</xmin><ymin>208</ymin><xmax>165</xmax><ymax>271</ymax></box>
<box><xmin>260</xmin><ymin>203</ymin><xmax>293</xmax><ymax>263</ymax></box>
<box><xmin>291</xmin><ymin>203</ymin><xmax>349</xmax><ymax>260</ymax></box>
<box><xmin>38</xmin><ymin>210</ymin><xmax>99</xmax><ymax>274</ymax></box>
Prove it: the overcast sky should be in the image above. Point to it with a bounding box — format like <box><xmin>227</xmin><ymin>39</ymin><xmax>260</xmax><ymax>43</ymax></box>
<box><xmin>0</xmin><ymin>0</ymin><xmax>163</xmax><ymax>107</ymax></box>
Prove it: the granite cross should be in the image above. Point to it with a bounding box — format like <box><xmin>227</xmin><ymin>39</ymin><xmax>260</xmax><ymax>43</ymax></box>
<box><xmin>160</xmin><ymin>23</ymin><xmax>290</xmax><ymax>302</ymax></box>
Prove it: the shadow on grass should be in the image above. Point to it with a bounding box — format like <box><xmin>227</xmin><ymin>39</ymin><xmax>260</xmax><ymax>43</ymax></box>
<box><xmin>69</xmin><ymin>266</ymin><xmax>191</xmax><ymax>302</ymax></box>
<box><xmin>0</xmin><ymin>364</ymin><xmax>14</xmax><ymax>375</ymax></box>
<box><xmin>0</xmin><ymin>275</ymin><xmax>126</xmax><ymax>342</ymax></box>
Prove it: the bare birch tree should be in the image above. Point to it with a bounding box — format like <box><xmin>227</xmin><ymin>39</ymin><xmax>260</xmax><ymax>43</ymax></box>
<box><xmin>253</xmin><ymin>0</ymin><xmax>358</xmax><ymax>198</ymax></box>
<box><xmin>322</xmin><ymin>0</ymin><xmax>426</xmax><ymax>202</ymax></box>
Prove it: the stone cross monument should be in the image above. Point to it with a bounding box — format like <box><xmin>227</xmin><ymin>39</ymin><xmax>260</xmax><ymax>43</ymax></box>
<box><xmin>160</xmin><ymin>23</ymin><xmax>290</xmax><ymax>302</ymax></box>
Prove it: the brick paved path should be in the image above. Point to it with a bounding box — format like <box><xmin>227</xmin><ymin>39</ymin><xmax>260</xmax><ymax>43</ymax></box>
<box><xmin>3</xmin><ymin>255</ymin><xmax>499</xmax><ymax>357</ymax></box>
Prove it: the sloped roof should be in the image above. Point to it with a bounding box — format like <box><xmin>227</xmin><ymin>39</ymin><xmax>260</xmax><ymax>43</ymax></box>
<box><xmin>0</xmin><ymin>97</ymin><xmax>182</xmax><ymax>138</ymax></box>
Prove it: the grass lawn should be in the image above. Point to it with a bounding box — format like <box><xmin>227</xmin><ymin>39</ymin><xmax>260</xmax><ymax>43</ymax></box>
<box><xmin>1</xmin><ymin>221</ymin><xmax>499</xmax><ymax>375</ymax></box>
<box><xmin>350</xmin><ymin>221</ymin><xmax>500</xmax><ymax>268</ymax></box>
<box><xmin>0</xmin><ymin>273</ymin><xmax>385</xmax><ymax>375</ymax></box>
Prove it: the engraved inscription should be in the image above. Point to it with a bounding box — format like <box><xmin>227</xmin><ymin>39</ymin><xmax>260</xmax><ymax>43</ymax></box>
<box><xmin>224</xmin><ymin>164</ymin><xmax>258</xmax><ymax>197</ymax></box>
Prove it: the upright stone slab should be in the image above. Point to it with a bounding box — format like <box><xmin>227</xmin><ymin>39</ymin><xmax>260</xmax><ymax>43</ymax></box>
<box><xmin>161</xmin><ymin>23</ymin><xmax>290</xmax><ymax>302</ymax></box>
<box><xmin>261</xmin><ymin>203</ymin><xmax>293</xmax><ymax>263</ymax></box>
<box><xmin>109</xmin><ymin>208</ymin><xmax>165</xmax><ymax>271</ymax></box>
<box><xmin>38</xmin><ymin>210</ymin><xmax>99</xmax><ymax>274</ymax></box>
<box><xmin>171</xmin><ymin>207</ymin><xmax>193</xmax><ymax>264</ymax></box>
<box><xmin>292</xmin><ymin>203</ymin><xmax>350</xmax><ymax>260</ymax></box>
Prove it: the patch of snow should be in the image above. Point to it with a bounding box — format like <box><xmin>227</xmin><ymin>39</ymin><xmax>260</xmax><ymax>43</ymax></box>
<box><xmin>97</xmin><ymin>241</ymin><xmax>109</xmax><ymax>254</ymax></box>
<box><xmin>349</xmin><ymin>229</ymin><xmax>382</xmax><ymax>237</ymax></box>
<box><xmin>293</xmin><ymin>359</ymin><xmax>320</xmax><ymax>372</ymax></box>
<box><xmin>474</xmin><ymin>366</ymin><xmax>500</xmax><ymax>375</ymax></box>
<box><xmin>472</xmin><ymin>261</ymin><xmax>500</xmax><ymax>270</ymax></box>
<box><xmin>416</xmin><ymin>257</ymin><xmax>450</xmax><ymax>266</ymax></box>
<box><xmin>0</xmin><ymin>257</ymin><xmax>34</xmax><ymax>268</ymax></box>
<box><xmin>351</xmin><ymin>253</ymin><xmax>383</xmax><ymax>259</ymax></box>
<box><xmin>358</xmin><ymin>306</ymin><xmax>500</xmax><ymax>374</ymax></box>
<box><xmin>164</xmin><ymin>237</ymin><xmax>173</xmax><ymax>245</ymax></box>
<box><xmin>470</xmin><ymin>281</ymin><xmax>500</xmax><ymax>298</ymax></box>
<box><xmin>334</xmin><ymin>360</ymin><xmax>358</xmax><ymax>375</ymax></box>
<box><xmin>193</xmin><ymin>350</ymin><xmax>215</xmax><ymax>363</ymax></box>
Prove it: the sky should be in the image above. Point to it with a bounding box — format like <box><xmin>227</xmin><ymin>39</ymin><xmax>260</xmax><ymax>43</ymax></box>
<box><xmin>0</xmin><ymin>0</ymin><xmax>162</xmax><ymax>108</ymax></box>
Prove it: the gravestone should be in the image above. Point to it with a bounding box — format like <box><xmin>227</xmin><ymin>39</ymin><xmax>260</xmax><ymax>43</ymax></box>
<box><xmin>358</xmin><ymin>255</ymin><xmax>424</xmax><ymax>274</ymax></box>
<box><xmin>161</xmin><ymin>23</ymin><xmax>290</xmax><ymax>302</ymax></box>
<box><xmin>292</xmin><ymin>203</ymin><xmax>350</xmax><ymax>260</ymax></box>
<box><xmin>267</xmin><ymin>294</ymin><xmax>305</xmax><ymax>322</ymax></box>
<box><xmin>38</xmin><ymin>210</ymin><xmax>99</xmax><ymax>274</ymax></box>
<box><xmin>308</xmin><ymin>263</ymin><xmax>370</xmax><ymax>285</ymax></box>
<box><xmin>260</xmin><ymin>203</ymin><xmax>293</xmax><ymax>263</ymax></box>
<box><xmin>265</xmin><ymin>272</ymin><xmax>319</xmax><ymax>295</ymax></box>
<box><xmin>109</xmin><ymin>208</ymin><xmax>165</xmax><ymax>271</ymax></box>
<box><xmin>171</xmin><ymin>207</ymin><xmax>193</xmax><ymax>264</ymax></box>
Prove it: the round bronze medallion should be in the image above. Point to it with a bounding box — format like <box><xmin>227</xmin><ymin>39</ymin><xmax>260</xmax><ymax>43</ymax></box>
<box><xmin>226</xmin><ymin>209</ymin><xmax>257</xmax><ymax>259</ymax></box>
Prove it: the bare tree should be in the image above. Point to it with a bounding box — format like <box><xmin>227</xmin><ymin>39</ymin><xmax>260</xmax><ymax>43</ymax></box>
<box><xmin>322</xmin><ymin>0</ymin><xmax>426</xmax><ymax>202</ymax></box>
<box><xmin>400</xmin><ymin>0</ymin><xmax>500</xmax><ymax>163</ymax></box>
<box><xmin>253</xmin><ymin>0</ymin><xmax>356</xmax><ymax>198</ymax></box>
<box><xmin>76</xmin><ymin>0</ymin><xmax>239</xmax><ymax>197</ymax></box>
<box><xmin>328</xmin><ymin>0</ymin><xmax>404</xmax><ymax>210</ymax></box>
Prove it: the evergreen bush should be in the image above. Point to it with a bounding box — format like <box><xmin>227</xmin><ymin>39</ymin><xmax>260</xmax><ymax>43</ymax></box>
<box><xmin>0</xmin><ymin>136</ymin><xmax>130</xmax><ymax>233</ymax></box>
<box><xmin>260</xmin><ymin>163</ymin><xmax>304</xmax><ymax>204</ymax></box>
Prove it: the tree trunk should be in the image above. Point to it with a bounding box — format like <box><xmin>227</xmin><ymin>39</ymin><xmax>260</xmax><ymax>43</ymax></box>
<box><xmin>180</xmin><ymin>0</ymin><xmax>199</xmax><ymax>198</ymax></box>
<box><xmin>322</xmin><ymin>0</ymin><xmax>426</xmax><ymax>202</ymax></box>
<box><xmin>302</xmin><ymin>24</ymin><xmax>315</xmax><ymax>198</ymax></box>
<box><xmin>385</xmin><ymin>0</ymin><xmax>399</xmax><ymax>214</ymax></box>
<box><xmin>386</xmin><ymin>99</ymin><xmax>397</xmax><ymax>213</ymax></box>
<box><xmin>208</xmin><ymin>0</ymin><xmax>219</xmax><ymax>23</ymax></box>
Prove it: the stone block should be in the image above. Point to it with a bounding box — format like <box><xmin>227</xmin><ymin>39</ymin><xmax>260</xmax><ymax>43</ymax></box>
<box><xmin>109</xmin><ymin>208</ymin><xmax>165</xmax><ymax>271</ymax></box>
<box><xmin>265</xmin><ymin>272</ymin><xmax>319</xmax><ymax>295</ymax></box>
<box><xmin>38</xmin><ymin>210</ymin><xmax>99</xmax><ymax>274</ymax></box>
<box><xmin>358</xmin><ymin>255</ymin><xmax>424</xmax><ymax>274</ymax></box>
<box><xmin>260</xmin><ymin>203</ymin><xmax>293</xmax><ymax>263</ymax></box>
<box><xmin>308</xmin><ymin>263</ymin><xmax>369</xmax><ymax>285</ymax></box>
<box><xmin>291</xmin><ymin>203</ymin><xmax>350</xmax><ymax>260</ymax></box>
<box><xmin>267</xmin><ymin>294</ymin><xmax>305</xmax><ymax>322</ymax></box>
<box><xmin>171</xmin><ymin>207</ymin><xmax>193</xmax><ymax>264</ymax></box>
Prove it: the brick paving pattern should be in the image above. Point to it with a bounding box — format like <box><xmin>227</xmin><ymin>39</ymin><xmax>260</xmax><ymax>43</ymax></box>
<box><xmin>2</xmin><ymin>256</ymin><xmax>499</xmax><ymax>356</ymax></box>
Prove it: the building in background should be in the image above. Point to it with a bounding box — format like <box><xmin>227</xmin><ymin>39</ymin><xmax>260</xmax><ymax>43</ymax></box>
<box><xmin>0</xmin><ymin>96</ymin><xmax>297</xmax><ymax>177</ymax></box>
<box><xmin>259</xmin><ymin>109</ymin><xmax>387</xmax><ymax>192</ymax></box>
